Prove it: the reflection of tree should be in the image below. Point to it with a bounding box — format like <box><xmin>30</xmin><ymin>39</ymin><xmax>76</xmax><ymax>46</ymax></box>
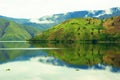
<box><xmin>33</xmin><ymin>43</ymin><xmax>120</xmax><ymax>68</ymax></box>
<box><xmin>103</xmin><ymin>53</ymin><xmax>120</xmax><ymax>68</ymax></box>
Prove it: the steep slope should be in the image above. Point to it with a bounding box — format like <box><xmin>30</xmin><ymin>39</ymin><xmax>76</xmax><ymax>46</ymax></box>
<box><xmin>30</xmin><ymin>16</ymin><xmax>120</xmax><ymax>42</ymax></box>
<box><xmin>0</xmin><ymin>19</ymin><xmax>32</xmax><ymax>41</ymax></box>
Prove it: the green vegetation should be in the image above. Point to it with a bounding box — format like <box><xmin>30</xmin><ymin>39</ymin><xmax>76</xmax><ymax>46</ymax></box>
<box><xmin>0</xmin><ymin>18</ymin><xmax>42</xmax><ymax>41</ymax></box>
<box><xmin>30</xmin><ymin>16</ymin><xmax>120</xmax><ymax>42</ymax></box>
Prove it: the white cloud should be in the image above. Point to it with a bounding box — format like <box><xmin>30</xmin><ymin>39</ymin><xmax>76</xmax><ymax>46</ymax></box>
<box><xmin>0</xmin><ymin>0</ymin><xmax>120</xmax><ymax>18</ymax></box>
<box><xmin>105</xmin><ymin>9</ymin><xmax>112</xmax><ymax>14</ymax></box>
<box><xmin>30</xmin><ymin>18</ymin><xmax>54</xmax><ymax>24</ymax></box>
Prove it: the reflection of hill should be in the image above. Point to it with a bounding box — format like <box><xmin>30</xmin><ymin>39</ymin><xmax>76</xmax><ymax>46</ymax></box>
<box><xmin>0</xmin><ymin>42</ymin><xmax>30</xmax><ymax>63</ymax></box>
<box><xmin>33</xmin><ymin>43</ymin><xmax>120</xmax><ymax>68</ymax></box>
<box><xmin>1</xmin><ymin>42</ymin><xmax>30</xmax><ymax>48</ymax></box>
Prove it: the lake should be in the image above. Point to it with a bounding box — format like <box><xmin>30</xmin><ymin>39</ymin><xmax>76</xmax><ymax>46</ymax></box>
<box><xmin>0</xmin><ymin>42</ymin><xmax>120</xmax><ymax>80</ymax></box>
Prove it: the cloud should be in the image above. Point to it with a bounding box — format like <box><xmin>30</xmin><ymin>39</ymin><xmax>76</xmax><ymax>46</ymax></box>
<box><xmin>30</xmin><ymin>18</ymin><xmax>54</xmax><ymax>24</ymax></box>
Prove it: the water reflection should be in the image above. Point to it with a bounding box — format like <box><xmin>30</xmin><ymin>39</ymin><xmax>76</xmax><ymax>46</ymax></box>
<box><xmin>0</xmin><ymin>42</ymin><xmax>120</xmax><ymax>80</ymax></box>
<box><xmin>0</xmin><ymin>42</ymin><xmax>120</xmax><ymax>69</ymax></box>
<box><xmin>1</xmin><ymin>60</ymin><xmax>120</xmax><ymax>80</ymax></box>
<box><xmin>33</xmin><ymin>43</ymin><xmax>120</xmax><ymax>68</ymax></box>
<box><xmin>0</xmin><ymin>42</ymin><xmax>29</xmax><ymax>63</ymax></box>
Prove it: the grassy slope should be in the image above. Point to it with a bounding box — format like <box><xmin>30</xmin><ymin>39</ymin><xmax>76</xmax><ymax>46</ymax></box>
<box><xmin>31</xmin><ymin>16</ymin><xmax>120</xmax><ymax>42</ymax></box>
<box><xmin>0</xmin><ymin>19</ymin><xmax>31</xmax><ymax>40</ymax></box>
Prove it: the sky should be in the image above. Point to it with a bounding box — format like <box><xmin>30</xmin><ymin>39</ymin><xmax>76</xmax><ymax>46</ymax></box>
<box><xmin>0</xmin><ymin>0</ymin><xmax>120</xmax><ymax>18</ymax></box>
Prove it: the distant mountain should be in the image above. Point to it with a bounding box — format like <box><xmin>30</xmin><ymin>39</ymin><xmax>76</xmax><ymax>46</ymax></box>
<box><xmin>1</xmin><ymin>7</ymin><xmax>120</xmax><ymax>31</ymax></box>
<box><xmin>30</xmin><ymin>16</ymin><xmax>120</xmax><ymax>42</ymax></box>
<box><xmin>0</xmin><ymin>15</ymin><xmax>29</xmax><ymax>24</ymax></box>
<box><xmin>0</xmin><ymin>18</ymin><xmax>41</xmax><ymax>41</ymax></box>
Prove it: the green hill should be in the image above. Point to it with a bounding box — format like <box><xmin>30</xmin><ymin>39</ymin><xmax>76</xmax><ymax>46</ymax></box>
<box><xmin>0</xmin><ymin>19</ymin><xmax>41</xmax><ymax>41</ymax></box>
<box><xmin>30</xmin><ymin>16</ymin><xmax>120</xmax><ymax>43</ymax></box>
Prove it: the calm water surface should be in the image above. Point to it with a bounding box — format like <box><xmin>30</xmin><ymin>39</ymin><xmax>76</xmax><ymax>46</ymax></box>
<box><xmin>0</xmin><ymin>42</ymin><xmax>120</xmax><ymax>80</ymax></box>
